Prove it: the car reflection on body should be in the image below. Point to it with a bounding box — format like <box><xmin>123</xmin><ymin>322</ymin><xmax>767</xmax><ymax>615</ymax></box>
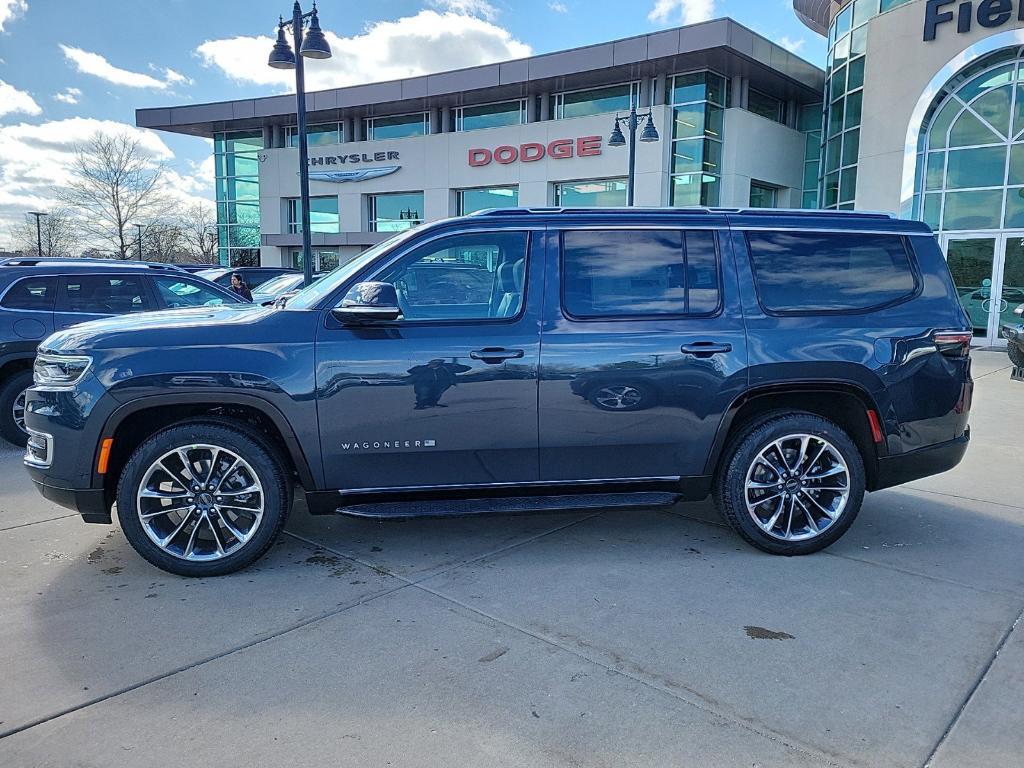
<box><xmin>250</xmin><ymin>273</ymin><xmax>324</xmax><ymax>306</ymax></box>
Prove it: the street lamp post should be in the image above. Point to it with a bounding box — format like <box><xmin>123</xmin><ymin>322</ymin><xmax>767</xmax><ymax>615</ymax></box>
<box><xmin>135</xmin><ymin>223</ymin><xmax>144</xmax><ymax>261</ymax></box>
<box><xmin>268</xmin><ymin>1</ymin><xmax>332</xmax><ymax>288</ymax></box>
<box><xmin>608</xmin><ymin>99</ymin><xmax>660</xmax><ymax>206</ymax></box>
<box><xmin>27</xmin><ymin>211</ymin><xmax>47</xmax><ymax>257</ymax></box>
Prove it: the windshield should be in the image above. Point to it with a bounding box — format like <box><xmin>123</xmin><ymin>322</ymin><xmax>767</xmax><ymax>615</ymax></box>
<box><xmin>253</xmin><ymin>273</ymin><xmax>302</xmax><ymax>295</ymax></box>
<box><xmin>197</xmin><ymin>268</ymin><xmax>227</xmax><ymax>281</ymax></box>
<box><xmin>286</xmin><ymin>229</ymin><xmax>419</xmax><ymax>310</ymax></box>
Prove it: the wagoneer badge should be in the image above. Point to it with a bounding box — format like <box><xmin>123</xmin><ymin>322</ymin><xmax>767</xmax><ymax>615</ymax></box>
<box><xmin>340</xmin><ymin>439</ymin><xmax>437</xmax><ymax>450</ymax></box>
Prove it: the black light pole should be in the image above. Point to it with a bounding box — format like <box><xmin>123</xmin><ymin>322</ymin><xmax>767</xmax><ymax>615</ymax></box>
<box><xmin>269</xmin><ymin>1</ymin><xmax>332</xmax><ymax>287</ymax></box>
<box><xmin>608</xmin><ymin>98</ymin><xmax>660</xmax><ymax>206</ymax></box>
<box><xmin>135</xmin><ymin>223</ymin><xmax>144</xmax><ymax>260</ymax></box>
<box><xmin>27</xmin><ymin>211</ymin><xmax>47</xmax><ymax>257</ymax></box>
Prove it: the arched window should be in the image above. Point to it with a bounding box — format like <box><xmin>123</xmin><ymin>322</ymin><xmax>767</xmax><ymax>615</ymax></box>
<box><xmin>916</xmin><ymin>47</ymin><xmax>1024</xmax><ymax>232</ymax></box>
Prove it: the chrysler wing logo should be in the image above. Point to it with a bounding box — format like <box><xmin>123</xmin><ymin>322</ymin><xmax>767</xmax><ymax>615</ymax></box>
<box><xmin>307</xmin><ymin>166</ymin><xmax>401</xmax><ymax>183</ymax></box>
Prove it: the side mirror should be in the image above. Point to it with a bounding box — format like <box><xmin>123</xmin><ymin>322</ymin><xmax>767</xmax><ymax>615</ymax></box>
<box><xmin>332</xmin><ymin>281</ymin><xmax>402</xmax><ymax>323</ymax></box>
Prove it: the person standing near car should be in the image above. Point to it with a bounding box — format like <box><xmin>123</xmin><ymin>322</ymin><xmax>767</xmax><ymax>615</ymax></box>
<box><xmin>229</xmin><ymin>272</ymin><xmax>252</xmax><ymax>301</ymax></box>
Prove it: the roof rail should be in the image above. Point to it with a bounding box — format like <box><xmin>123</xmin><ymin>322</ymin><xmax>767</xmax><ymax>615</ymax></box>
<box><xmin>467</xmin><ymin>206</ymin><xmax>896</xmax><ymax>220</ymax></box>
<box><xmin>0</xmin><ymin>257</ymin><xmax>188</xmax><ymax>270</ymax></box>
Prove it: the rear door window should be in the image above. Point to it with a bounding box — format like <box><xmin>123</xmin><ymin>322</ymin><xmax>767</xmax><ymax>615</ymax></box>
<box><xmin>561</xmin><ymin>229</ymin><xmax>721</xmax><ymax>318</ymax></box>
<box><xmin>60</xmin><ymin>274</ymin><xmax>154</xmax><ymax>314</ymax></box>
<box><xmin>1</xmin><ymin>276</ymin><xmax>57</xmax><ymax>311</ymax></box>
<box><xmin>746</xmin><ymin>231</ymin><xmax>918</xmax><ymax>314</ymax></box>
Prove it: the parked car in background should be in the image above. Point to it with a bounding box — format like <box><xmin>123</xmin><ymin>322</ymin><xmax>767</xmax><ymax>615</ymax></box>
<box><xmin>1002</xmin><ymin>301</ymin><xmax>1024</xmax><ymax>367</ymax></box>
<box><xmin>196</xmin><ymin>266</ymin><xmax>298</xmax><ymax>290</ymax></box>
<box><xmin>0</xmin><ymin>258</ymin><xmax>242</xmax><ymax>446</ymax></box>
<box><xmin>250</xmin><ymin>272</ymin><xmax>323</xmax><ymax>306</ymax></box>
<box><xmin>23</xmin><ymin>208</ymin><xmax>974</xmax><ymax>577</ymax></box>
<box><xmin>174</xmin><ymin>264</ymin><xmax>220</xmax><ymax>273</ymax></box>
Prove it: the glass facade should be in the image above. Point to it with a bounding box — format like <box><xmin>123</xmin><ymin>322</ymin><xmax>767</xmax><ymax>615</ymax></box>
<box><xmin>455</xmin><ymin>100</ymin><xmax>527</xmax><ymax>131</ymax></box>
<box><xmin>289</xmin><ymin>249</ymin><xmax>341</xmax><ymax>272</ymax></box>
<box><xmin>748</xmin><ymin>89</ymin><xmax>786</xmax><ymax>123</ymax></box>
<box><xmin>913</xmin><ymin>50</ymin><xmax>1024</xmax><ymax>232</ymax></box>
<box><xmin>457</xmin><ymin>186</ymin><xmax>519</xmax><ymax>214</ymax></box>
<box><xmin>286</xmin><ymin>122</ymin><xmax>342</xmax><ymax>147</ymax></box>
<box><xmin>286</xmin><ymin>196</ymin><xmax>340</xmax><ymax>234</ymax></box>
<box><xmin>667</xmin><ymin>71</ymin><xmax>725</xmax><ymax>207</ymax></box>
<box><xmin>370</xmin><ymin>192</ymin><xmax>425</xmax><ymax>231</ymax></box>
<box><xmin>214</xmin><ymin>129</ymin><xmax>263</xmax><ymax>266</ymax></box>
<box><xmin>799</xmin><ymin>103</ymin><xmax>823</xmax><ymax>208</ymax></box>
<box><xmin>554</xmin><ymin>83</ymin><xmax>640</xmax><ymax>119</ymax></box>
<box><xmin>553</xmin><ymin>179</ymin><xmax>628</xmax><ymax>206</ymax></box>
<box><xmin>749</xmin><ymin>182</ymin><xmax>778</xmax><ymax>208</ymax></box>
<box><xmin>365</xmin><ymin>113</ymin><xmax>428</xmax><ymax>140</ymax></box>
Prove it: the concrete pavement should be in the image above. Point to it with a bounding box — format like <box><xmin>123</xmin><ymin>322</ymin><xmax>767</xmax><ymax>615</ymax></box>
<box><xmin>0</xmin><ymin>351</ymin><xmax>1021</xmax><ymax>767</ymax></box>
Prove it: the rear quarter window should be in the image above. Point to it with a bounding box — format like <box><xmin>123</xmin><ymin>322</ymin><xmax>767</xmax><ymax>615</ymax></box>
<box><xmin>745</xmin><ymin>231</ymin><xmax>918</xmax><ymax>314</ymax></box>
<box><xmin>1</xmin><ymin>276</ymin><xmax>56</xmax><ymax>311</ymax></box>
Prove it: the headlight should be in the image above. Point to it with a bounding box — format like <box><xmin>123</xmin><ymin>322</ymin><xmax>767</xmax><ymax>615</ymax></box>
<box><xmin>33</xmin><ymin>354</ymin><xmax>92</xmax><ymax>388</ymax></box>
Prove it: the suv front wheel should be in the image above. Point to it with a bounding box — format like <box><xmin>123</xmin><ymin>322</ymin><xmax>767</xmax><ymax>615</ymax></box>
<box><xmin>0</xmin><ymin>369</ymin><xmax>34</xmax><ymax>447</ymax></box>
<box><xmin>117</xmin><ymin>420</ymin><xmax>291</xmax><ymax>576</ymax></box>
<box><xmin>715</xmin><ymin>413</ymin><xmax>866</xmax><ymax>555</ymax></box>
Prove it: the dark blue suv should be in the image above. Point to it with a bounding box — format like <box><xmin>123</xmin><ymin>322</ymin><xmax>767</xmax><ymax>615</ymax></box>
<box><xmin>0</xmin><ymin>258</ymin><xmax>242</xmax><ymax>446</ymax></box>
<box><xmin>22</xmin><ymin>209</ymin><xmax>974</xmax><ymax>576</ymax></box>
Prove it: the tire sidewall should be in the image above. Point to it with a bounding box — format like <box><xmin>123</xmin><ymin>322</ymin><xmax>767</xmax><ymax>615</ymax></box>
<box><xmin>0</xmin><ymin>369</ymin><xmax>33</xmax><ymax>447</ymax></box>
<box><xmin>117</xmin><ymin>421</ymin><xmax>289</xmax><ymax>577</ymax></box>
<box><xmin>717</xmin><ymin>413</ymin><xmax>866</xmax><ymax>555</ymax></box>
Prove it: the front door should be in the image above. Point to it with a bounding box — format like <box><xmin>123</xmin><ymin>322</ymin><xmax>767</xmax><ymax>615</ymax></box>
<box><xmin>941</xmin><ymin>232</ymin><xmax>1024</xmax><ymax>345</ymax></box>
<box><xmin>315</xmin><ymin>229</ymin><xmax>543</xmax><ymax>492</ymax></box>
<box><xmin>538</xmin><ymin>223</ymin><xmax>748</xmax><ymax>484</ymax></box>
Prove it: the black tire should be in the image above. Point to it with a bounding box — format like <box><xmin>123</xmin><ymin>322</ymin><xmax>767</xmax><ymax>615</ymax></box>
<box><xmin>713</xmin><ymin>412</ymin><xmax>866</xmax><ymax>556</ymax></box>
<box><xmin>116</xmin><ymin>420</ymin><xmax>291</xmax><ymax>577</ymax></box>
<box><xmin>1009</xmin><ymin>341</ymin><xmax>1024</xmax><ymax>368</ymax></box>
<box><xmin>0</xmin><ymin>369</ymin><xmax>33</xmax><ymax>447</ymax></box>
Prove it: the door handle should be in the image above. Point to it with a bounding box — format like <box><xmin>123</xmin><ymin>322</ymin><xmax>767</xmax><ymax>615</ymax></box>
<box><xmin>680</xmin><ymin>341</ymin><xmax>733</xmax><ymax>358</ymax></box>
<box><xmin>470</xmin><ymin>347</ymin><xmax>525</xmax><ymax>364</ymax></box>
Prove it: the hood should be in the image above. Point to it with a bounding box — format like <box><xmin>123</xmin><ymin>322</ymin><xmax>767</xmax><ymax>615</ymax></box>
<box><xmin>39</xmin><ymin>304</ymin><xmax>276</xmax><ymax>355</ymax></box>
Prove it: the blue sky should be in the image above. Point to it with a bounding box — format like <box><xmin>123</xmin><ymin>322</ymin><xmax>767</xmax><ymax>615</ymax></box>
<box><xmin>0</xmin><ymin>0</ymin><xmax>825</xmax><ymax>239</ymax></box>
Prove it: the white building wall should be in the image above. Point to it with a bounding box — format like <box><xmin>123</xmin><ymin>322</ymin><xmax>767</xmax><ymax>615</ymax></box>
<box><xmin>720</xmin><ymin>108</ymin><xmax>807</xmax><ymax>207</ymax></box>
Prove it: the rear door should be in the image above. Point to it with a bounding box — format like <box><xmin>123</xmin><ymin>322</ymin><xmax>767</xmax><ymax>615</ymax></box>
<box><xmin>0</xmin><ymin>274</ymin><xmax>57</xmax><ymax>347</ymax></box>
<box><xmin>538</xmin><ymin>220</ymin><xmax>748</xmax><ymax>483</ymax></box>
<box><xmin>55</xmin><ymin>272</ymin><xmax>157</xmax><ymax>329</ymax></box>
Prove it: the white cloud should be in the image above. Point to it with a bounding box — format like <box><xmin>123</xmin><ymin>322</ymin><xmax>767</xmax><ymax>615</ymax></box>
<box><xmin>0</xmin><ymin>79</ymin><xmax>41</xmax><ymax>118</ymax></box>
<box><xmin>196</xmin><ymin>10</ymin><xmax>531</xmax><ymax>91</ymax></box>
<box><xmin>429</xmin><ymin>0</ymin><xmax>498</xmax><ymax>20</ymax></box>
<box><xmin>59</xmin><ymin>45</ymin><xmax>187</xmax><ymax>90</ymax></box>
<box><xmin>162</xmin><ymin>67</ymin><xmax>193</xmax><ymax>86</ymax></box>
<box><xmin>0</xmin><ymin>0</ymin><xmax>27</xmax><ymax>32</ymax></box>
<box><xmin>775</xmin><ymin>35</ymin><xmax>806</xmax><ymax>54</ymax></box>
<box><xmin>548</xmin><ymin>1</ymin><xmax>568</xmax><ymax>11</ymax></box>
<box><xmin>648</xmin><ymin>0</ymin><xmax>716</xmax><ymax>25</ymax></box>
<box><xmin>0</xmin><ymin>118</ymin><xmax>211</xmax><ymax>244</ymax></box>
<box><xmin>53</xmin><ymin>86</ymin><xmax>82</xmax><ymax>104</ymax></box>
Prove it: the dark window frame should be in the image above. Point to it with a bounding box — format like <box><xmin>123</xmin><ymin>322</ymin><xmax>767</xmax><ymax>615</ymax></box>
<box><xmin>558</xmin><ymin>227</ymin><xmax>724</xmax><ymax>322</ymax></box>
<box><xmin>0</xmin><ymin>275</ymin><xmax>58</xmax><ymax>311</ymax></box>
<box><xmin>744</xmin><ymin>230</ymin><xmax>923</xmax><ymax>317</ymax></box>
<box><xmin>56</xmin><ymin>273</ymin><xmax>157</xmax><ymax>315</ymax></box>
<box><xmin>351</xmin><ymin>229</ymin><xmax>536</xmax><ymax>327</ymax></box>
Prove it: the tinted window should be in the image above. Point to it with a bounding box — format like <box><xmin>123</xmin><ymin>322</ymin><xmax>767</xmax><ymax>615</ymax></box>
<box><xmin>1</xmin><ymin>276</ymin><xmax>56</xmax><ymax>311</ymax></box>
<box><xmin>376</xmin><ymin>232</ymin><xmax>529</xmax><ymax>321</ymax></box>
<box><xmin>62</xmin><ymin>275</ymin><xmax>152</xmax><ymax>314</ymax></box>
<box><xmin>562</xmin><ymin>229</ymin><xmax>721</xmax><ymax>318</ymax></box>
<box><xmin>746</xmin><ymin>231</ymin><xmax>917</xmax><ymax>313</ymax></box>
<box><xmin>154</xmin><ymin>277</ymin><xmax>231</xmax><ymax>308</ymax></box>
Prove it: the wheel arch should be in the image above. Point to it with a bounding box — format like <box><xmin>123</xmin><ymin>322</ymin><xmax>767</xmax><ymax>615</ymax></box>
<box><xmin>704</xmin><ymin>382</ymin><xmax>885</xmax><ymax>491</ymax></box>
<box><xmin>98</xmin><ymin>393</ymin><xmax>318</xmax><ymax>504</ymax></box>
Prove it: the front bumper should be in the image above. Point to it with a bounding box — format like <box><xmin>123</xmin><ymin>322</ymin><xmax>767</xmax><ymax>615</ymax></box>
<box><xmin>873</xmin><ymin>429</ymin><xmax>970</xmax><ymax>491</ymax></box>
<box><xmin>31</xmin><ymin>480</ymin><xmax>110</xmax><ymax>523</ymax></box>
<box><xmin>1001</xmin><ymin>322</ymin><xmax>1023</xmax><ymax>343</ymax></box>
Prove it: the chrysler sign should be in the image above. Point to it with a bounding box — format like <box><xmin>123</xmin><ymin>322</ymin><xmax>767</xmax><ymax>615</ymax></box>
<box><xmin>468</xmin><ymin>136</ymin><xmax>603</xmax><ymax>166</ymax></box>
<box><xmin>308</xmin><ymin>150</ymin><xmax>400</xmax><ymax>166</ymax></box>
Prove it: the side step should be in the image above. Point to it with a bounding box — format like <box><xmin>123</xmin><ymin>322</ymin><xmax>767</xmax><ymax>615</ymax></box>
<box><xmin>333</xmin><ymin>492</ymin><xmax>680</xmax><ymax>519</ymax></box>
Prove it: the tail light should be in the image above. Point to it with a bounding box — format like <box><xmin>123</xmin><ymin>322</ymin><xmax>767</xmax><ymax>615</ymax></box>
<box><xmin>933</xmin><ymin>330</ymin><xmax>973</xmax><ymax>358</ymax></box>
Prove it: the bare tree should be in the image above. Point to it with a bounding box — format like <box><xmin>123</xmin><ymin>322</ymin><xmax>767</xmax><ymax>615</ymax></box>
<box><xmin>139</xmin><ymin>220</ymin><xmax>186</xmax><ymax>263</ymax></box>
<box><xmin>177</xmin><ymin>202</ymin><xmax>218</xmax><ymax>264</ymax></box>
<box><xmin>60</xmin><ymin>132</ymin><xmax>170</xmax><ymax>259</ymax></box>
<box><xmin>7</xmin><ymin>207</ymin><xmax>79</xmax><ymax>257</ymax></box>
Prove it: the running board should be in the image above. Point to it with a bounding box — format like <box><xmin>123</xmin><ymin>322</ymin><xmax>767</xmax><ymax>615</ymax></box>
<box><xmin>332</xmin><ymin>491</ymin><xmax>680</xmax><ymax>519</ymax></box>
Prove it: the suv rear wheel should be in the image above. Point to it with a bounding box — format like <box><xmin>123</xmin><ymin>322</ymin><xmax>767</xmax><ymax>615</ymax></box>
<box><xmin>0</xmin><ymin>369</ymin><xmax>34</xmax><ymax>447</ymax></box>
<box><xmin>116</xmin><ymin>420</ymin><xmax>291</xmax><ymax>577</ymax></box>
<box><xmin>714</xmin><ymin>413</ymin><xmax>865</xmax><ymax>555</ymax></box>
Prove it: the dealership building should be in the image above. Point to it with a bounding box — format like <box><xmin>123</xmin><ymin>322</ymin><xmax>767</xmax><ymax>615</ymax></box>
<box><xmin>139</xmin><ymin>0</ymin><xmax>1024</xmax><ymax>345</ymax></box>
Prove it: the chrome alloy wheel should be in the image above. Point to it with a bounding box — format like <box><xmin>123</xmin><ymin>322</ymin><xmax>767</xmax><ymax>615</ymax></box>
<box><xmin>744</xmin><ymin>434</ymin><xmax>850</xmax><ymax>542</ymax></box>
<box><xmin>137</xmin><ymin>444</ymin><xmax>264</xmax><ymax>561</ymax></box>
<box><xmin>593</xmin><ymin>385</ymin><xmax>643</xmax><ymax>410</ymax></box>
<box><xmin>12</xmin><ymin>389</ymin><xmax>27</xmax><ymax>434</ymax></box>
